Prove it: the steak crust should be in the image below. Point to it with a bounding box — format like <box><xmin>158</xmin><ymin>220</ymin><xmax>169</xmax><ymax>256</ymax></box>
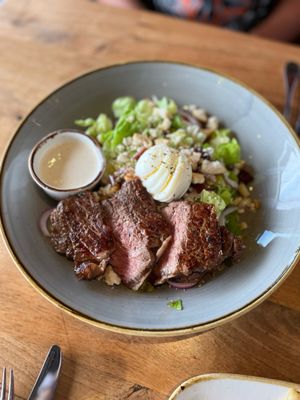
<box><xmin>102</xmin><ymin>179</ymin><xmax>171</xmax><ymax>290</ymax></box>
<box><xmin>49</xmin><ymin>182</ymin><xmax>242</xmax><ymax>288</ymax></box>
<box><xmin>50</xmin><ymin>192</ymin><xmax>114</xmax><ymax>279</ymax></box>
<box><xmin>153</xmin><ymin>201</ymin><xmax>241</xmax><ymax>284</ymax></box>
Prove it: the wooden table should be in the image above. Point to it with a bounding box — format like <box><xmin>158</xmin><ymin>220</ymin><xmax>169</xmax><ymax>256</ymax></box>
<box><xmin>0</xmin><ymin>1</ymin><xmax>300</xmax><ymax>399</ymax></box>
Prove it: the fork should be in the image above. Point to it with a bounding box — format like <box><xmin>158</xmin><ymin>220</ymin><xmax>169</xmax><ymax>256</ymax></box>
<box><xmin>0</xmin><ymin>368</ymin><xmax>14</xmax><ymax>400</ymax></box>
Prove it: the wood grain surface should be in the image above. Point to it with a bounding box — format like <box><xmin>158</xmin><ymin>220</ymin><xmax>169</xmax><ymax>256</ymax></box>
<box><xmin>0</xmin><ymin>1</ymin><xmax>300</xmax><ymax>399</ymax></box>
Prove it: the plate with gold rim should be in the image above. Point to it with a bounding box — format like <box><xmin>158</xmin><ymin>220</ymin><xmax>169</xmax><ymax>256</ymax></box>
<box><xmin>1</xmin><ymin>61</ymin><xmax>300</xmax><ymax>336</ymax></box>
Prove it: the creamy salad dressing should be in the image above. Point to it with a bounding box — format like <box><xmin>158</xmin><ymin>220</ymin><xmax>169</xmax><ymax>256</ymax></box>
<box><xmin>38</xmin><ymin>137</ymin><xmax>100</xmax><ymax>189</ymax></box>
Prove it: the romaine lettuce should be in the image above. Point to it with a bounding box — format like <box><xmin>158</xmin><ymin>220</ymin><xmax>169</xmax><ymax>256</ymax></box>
<box><xmin>171</xmin><ymin>114</ymin><xmax>185</xmax><ymax>129</ymax></box>
<box><xmin>225</xmin><ymin>212</ymin><xmax>241</xmax><ymax>235</ymax></box>
<box><xmin>112</xmin><ymin>96</ymin><xmax>136</xmax><ymax>118</ymax></box>
<box><xmin>156</xmin><ymin>97</ymin><xmax>177</xmax><ymax>116</ymax></box>
<box><xmin>214</xmin><ymin>176</ymin><xmax>235</xmax><ymax>206</ymax></box>
<box><xmin>214</xmin><ymin>138</ymin><xmax>241</xmax><ymax>165</ymax></box>
<box><xmin>209</xmin><ymin>129</ymin><xmax>231</xmax><ymax>148</ymax></box>
<box><xmin>167</xmin><ymin>130</ymin><xmax>194</xmax><ymax>147</ymax></box>
<box><xmin>135</xmin><ymin>99</ymin><xmax>154</xmax><ymax>125</ymax></box>
<box><xmin>74</xmin><ymin>118</ymin><xmax>95</xmax><ymax>128</ymax></box>
<box><xmin>96</xmin><ymin>113</ymin><xmax>113</xmax><ymax>133</ymax></box>
<box><xmin>198</xmin><ymin>189</ymin><xmax>226</xmax><ymax>216</ymax></box>
<box><xmin>167</xmin><ymin>299</ymin><xmax>183</xmax><ymax>310</ymax></box>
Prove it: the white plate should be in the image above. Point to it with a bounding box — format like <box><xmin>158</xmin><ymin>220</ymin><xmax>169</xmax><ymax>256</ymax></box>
<box><xmin>169</xmin><ymin>374</ymin><xmax>300</xmax><ymax>400</ymax></box>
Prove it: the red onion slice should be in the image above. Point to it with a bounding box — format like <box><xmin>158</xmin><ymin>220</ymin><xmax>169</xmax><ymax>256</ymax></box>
<box><xmin>108</xmin><ymin>174</ymin><xmax>115</xmax><ymax>186</ymax></box>
<box><xmin>168</xmin><ymin>281</ymin><xmax>199</xmax><ymax>289</ymax></box>
<box><xmin>219</xmin><ymin>206</ymin><xmax>238</xmax><ymax>226</ymax></box>
<box><xmin>179</xmin><ymin>109</ymin><xmax>201</xmax><ymax>127</ymax></box>
<box><xmin>133</xmin><ymin>146</ymin><xmax>147</xmax><ymax>160</ymax></box>
<box><xmin>168</xmin><ymin>273</ymin><xmax>204</xmax><ymax>289</ymax></box>
<box><xmin>224</xmin><ymin>173</ymin><xmax>239</xmax><ymax>189</ymax></box>
<box><xmin>39</xmin><ymin>208</ymin><xmax>54</xmax><ymax>237</ymax></box>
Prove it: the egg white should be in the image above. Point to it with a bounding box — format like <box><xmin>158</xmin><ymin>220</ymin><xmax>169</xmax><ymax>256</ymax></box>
<box><xmin>135</xmin><ymin>144</ymin><xmax>192</xmax><ymax>202</ymax></box>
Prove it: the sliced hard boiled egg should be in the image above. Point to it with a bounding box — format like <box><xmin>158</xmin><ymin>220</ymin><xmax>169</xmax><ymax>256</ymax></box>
<box><xmin>135</xmin><ymin>144</ymin><xmax>192</xmax><ymax>202</ymax></box>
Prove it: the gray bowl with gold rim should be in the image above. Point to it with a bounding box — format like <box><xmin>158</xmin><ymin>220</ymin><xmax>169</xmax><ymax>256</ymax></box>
<box><xmin>1</xmin><ymin>61</ymin><xmax>300</xmax><ymax>337</ymax></box>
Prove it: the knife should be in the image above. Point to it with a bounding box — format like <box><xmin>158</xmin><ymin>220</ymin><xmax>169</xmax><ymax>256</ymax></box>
<box><xmin>27</xmin><ymin>345</ymin><xmax>62</xmax><ymax>400</ymax></box>
<box><xmin>283</xmin><ymin>61</ymin><xmax>299</xmax><ymax>120</ymax></box>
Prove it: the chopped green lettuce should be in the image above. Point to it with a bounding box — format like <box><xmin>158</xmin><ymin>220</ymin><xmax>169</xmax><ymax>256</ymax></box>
<box><xmin>171</xmin><ymin>114</ymin><xmax>185</xmax><ymax>129</ymax></box>
<box><xmin>136</xmin><ymin>99</ymin><xmax>153</xmax><ymax>116</ymax></box>
<box><xmin>156</xmin><ymin>97</ymin><xmax>177</xmax><ymax>116</ymax></box>
<box><xmin>96</xmin><ymin>113</ymin><xmax>113</xmax><ymax>133</ymax></box>
<box><xmin>198</xmin><ymin>189</ymin><xmax>226</xmax><ymax>216</ymax></box>
<box><xmin>97</xmin><ymin>130</ymin><xmax>113</xmax><ymax>145</ymax></box>
<box><xmin>99</xmin><ymin>106</ymin><xmax>148</xmax><ymax>152</ymax></box>
<box><xmin>168</xmin><ymin>129</ymin><xmax>194</xmax><ymax>148</ymax></box>
<box><xmin>75</xmin><ymin>114</ymin><xmax>112</xmax><ymax>138</ymax></box>
<box><xmin>112</xmin><ymin>96</ymin><xmax>136</xmax><ymax>118</ymax></box>
<box><xmin>168</xmin><ymin>299</ymin><xmax>183</xmax><ymax>310</ymax></box>
<box><xmin>74</xmin><ymin>118</ymin><xmax>95</xmax><ymax>128</ymax></box>
<box><xmin>135</xmin><ymin>99</ymin><xmax>154</xmax><ymax>125</ymax></box>
<box><xmin>209</xmin><ymin>129</ymin><xmax>231</xmax><ymax>148</ymax></box>
<box><xmin>218</xmin><ymin>187</ymin><xmax>233</xmax><ymax>205</ymax></box>
<box><xmin>85</xmin><ymin>125</ymin><xmax>98</xmax><ymax>137</ymax></box>
<box><xmin>110</xmin><ymin>110</ymin><xmax>145</xmax><ymax>149</ymax></box>
<box><xmin>101</xmin><ymin>134</ymin><xmax>114</xmax><ymax>153</ymax></box>
<box><xmin>225</xmin><ymin>212</ymin><xmax>241</xmax><ymax>235</ymax></box>
<box><xmin>214</xmin><ymin>138</ymin><xmax>241</xmax><ymax>165</ymax></box>
<box><xmin>228</xmin><ymin>171</ymin><xmax>238</xmax><ymax>182</ymax></box>
<box><xmin>214</xmin><ymin>176</ymin><xmax>235</xmax><ymax>206</ymax></box>
<box><xmin>209</xmin><ymin>129</ymin><xmax>241</xmax><ymax>165</ymax></box>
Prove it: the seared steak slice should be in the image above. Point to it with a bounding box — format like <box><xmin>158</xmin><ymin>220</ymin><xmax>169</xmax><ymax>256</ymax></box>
<box><xmin>102</xmin><ymin>178</ymin><xmax>171</xmax><ymax>290</ymax></box>
<box><xmin>50</xmin><ymin>202</ymin><xmax>73</xmax><ymax>258</ymax></box>
<box><xmin>220</xmin><ymin>226</ymin><xmax>243</xmax><ymax>262</ymax></box>
<box><xmin>153</xmin><ymin>201</ymin><xmax>239</xmax><ymax>284</ymax></box>
<box><xmin>50</xmin><ymin>192</ymin><xmax>114</xmax><ymax>279</ymax></box>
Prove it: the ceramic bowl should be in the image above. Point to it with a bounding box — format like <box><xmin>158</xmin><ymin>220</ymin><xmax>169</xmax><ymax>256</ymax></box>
<box><xmin>168</xmin><ymin>373</ymin><xmax>300</xmax><ymax>400</ymax></box>
<box><xmin>1</xmin><ymin>61</ymin><xmax>300</xmax><ymax>336</ymax></box>
<box><xmin>28</xmin><ymin>129</ymin><xmax>106</xmax><ymax>200</ymax></box>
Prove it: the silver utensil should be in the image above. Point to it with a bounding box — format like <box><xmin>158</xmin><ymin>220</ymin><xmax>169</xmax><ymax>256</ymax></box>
<box><xmin>27</xmin><ymin>345</ymin><xmax>62</xmax><ymax>400</ymax></box>
<box><xmin>283</xmin><ymin>61</ymin><xmax>299</xmax><ymax>121</ymax></box>
<box><xmin>0</xmin><ymin>368</ymin><xmax>14</xmax><ymax>400</ymax></box>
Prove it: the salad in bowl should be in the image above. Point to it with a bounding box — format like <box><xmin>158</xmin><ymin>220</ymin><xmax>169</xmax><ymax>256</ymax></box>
<box><xmin>44</xmin><ymin>95</ymin><xmax>259</xmax><ymax>292</ymax></box>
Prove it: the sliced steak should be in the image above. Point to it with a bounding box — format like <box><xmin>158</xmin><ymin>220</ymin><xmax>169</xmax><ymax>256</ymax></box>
<box><xmin>153</xmin><ymin>201</ymin><xmax>240</xmax><ymax>284</ymax></box>
<box><xmin>220</xmin><ymin>226</ymin><xmax>244</xmax><ymax>262</ymax></box>
<box><xmin>50</xmin><ymin>192</ymin><xmax>114</xmax><ymax>279</ymax></box>
<box><xmin>102</xmin><ymin>178</ymin><xmax>171</xmax><ymax>290</ymax></box>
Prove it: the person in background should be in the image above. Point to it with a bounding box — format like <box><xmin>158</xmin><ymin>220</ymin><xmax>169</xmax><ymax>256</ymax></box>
<box><xmin>98</xmin><ymin>0</ymin><xmax>300</xmax><ymax>43</ymax></box>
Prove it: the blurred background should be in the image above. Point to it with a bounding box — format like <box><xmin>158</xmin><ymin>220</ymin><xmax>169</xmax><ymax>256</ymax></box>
<box><xmin>96</xmin><ymin>0</ymin><xmax>300</xmax><ymax>43</ymax></box>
